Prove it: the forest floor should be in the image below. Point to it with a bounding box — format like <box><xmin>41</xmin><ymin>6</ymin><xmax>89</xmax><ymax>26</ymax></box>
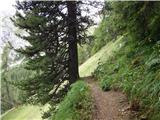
<box><xmin>84</xmin><ymin>76</ymin><xmax>138</xmax><ymax>120</ymax></box>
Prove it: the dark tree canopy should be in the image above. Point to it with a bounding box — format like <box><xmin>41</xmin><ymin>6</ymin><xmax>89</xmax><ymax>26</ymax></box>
<box><xmin>103</xmin><ymin>1</ymin><xmax>160</xmax><ymax>43</ymax></box>
<box><xmin>12</xmin><ymin>1</ymin><xmax>96</xmax><ymax>104</ymax></box>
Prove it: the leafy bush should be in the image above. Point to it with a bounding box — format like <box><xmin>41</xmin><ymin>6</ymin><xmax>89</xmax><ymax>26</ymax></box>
<box><xmin>52</xmin><ymin>81</ymin><xmax>93</xmax><ymax>120</ymax></box>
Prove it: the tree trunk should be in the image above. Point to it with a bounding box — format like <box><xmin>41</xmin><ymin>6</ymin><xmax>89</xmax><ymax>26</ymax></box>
<box><xmin>67</xmin><ymin>1</ymin><xmax>79</xmax><ymax>83</ymax></box>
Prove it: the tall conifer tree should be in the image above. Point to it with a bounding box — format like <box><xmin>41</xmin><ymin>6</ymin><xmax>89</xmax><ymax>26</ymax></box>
<box><xmin>12</xmin><ymin>1</ymin><xmax>94</xmax><ymax>104</ymax></box>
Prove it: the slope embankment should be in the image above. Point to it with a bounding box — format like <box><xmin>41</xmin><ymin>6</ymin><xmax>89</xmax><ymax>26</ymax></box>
<box><xmin>79</xmin><ymin>36</ymin><xmax>124</xmax><ymax>77</ymax></box>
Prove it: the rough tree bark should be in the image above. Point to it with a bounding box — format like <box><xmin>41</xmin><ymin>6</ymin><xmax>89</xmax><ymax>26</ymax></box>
<box><xmin>67</xmin><ymin>1</ymin><xmax>79</xmax><ymax>83</ymax></box>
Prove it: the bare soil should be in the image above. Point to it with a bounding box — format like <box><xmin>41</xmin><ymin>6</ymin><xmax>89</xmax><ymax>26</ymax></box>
<box><xmin>84</xmin><ymin>77</ymin><xmax>138</xmax><ymax>120</ymax></box>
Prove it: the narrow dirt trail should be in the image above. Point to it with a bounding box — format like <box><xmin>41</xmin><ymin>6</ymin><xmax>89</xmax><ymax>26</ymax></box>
<box><xmin>85</xmin><ymin>77</ymin><xmax>135</xmax><ymax>120</ymax></box>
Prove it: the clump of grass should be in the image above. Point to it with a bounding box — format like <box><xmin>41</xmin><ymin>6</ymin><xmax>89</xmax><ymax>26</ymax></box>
<box><xmin>52</xmin><ymin>81</ymin><xmax>93</xmax><ymax>120</ymax></box>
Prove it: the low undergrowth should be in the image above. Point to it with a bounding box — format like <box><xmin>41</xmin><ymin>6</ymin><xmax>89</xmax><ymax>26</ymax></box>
<box><xmin>94</xmin><ymin>36</ymin><xmax>160</xmax><ymax>120</ymax></box>
<box><xmin>52</xmin><ymin>81</ymin><xmax>93</xmax><ymax>120</ymax></box>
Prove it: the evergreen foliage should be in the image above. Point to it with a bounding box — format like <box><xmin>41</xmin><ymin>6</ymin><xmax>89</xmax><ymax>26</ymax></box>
<box><xmin>11</xmin><ymin>0</ymin><xmax>95</xmax><ymax>108</ymax></box>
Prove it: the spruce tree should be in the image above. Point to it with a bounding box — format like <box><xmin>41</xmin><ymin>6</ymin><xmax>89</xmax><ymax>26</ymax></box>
<box><xmin>12</xmin><ymin>1</ymin><xmax>94</xmax><ymax>105</ymax></box>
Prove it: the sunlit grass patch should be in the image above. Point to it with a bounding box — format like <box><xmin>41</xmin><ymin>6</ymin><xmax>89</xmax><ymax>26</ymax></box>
<box><xmin>1</xmin><ymin>104</ymin><xmax>49</xmax><ymax>120</ymax></box>
<box><xmin>79</xmin><ymin>36</ymin><xmax>124</xmax><ymax>77</ymax></box>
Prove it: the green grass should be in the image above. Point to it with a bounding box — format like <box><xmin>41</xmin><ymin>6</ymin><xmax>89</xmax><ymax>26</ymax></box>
<box><xmin>79</xmin><ymin>36</ymin><xmax>124</xmax><ymax>77</ymax></box>
<box><xmin>1</xmin><ymin>105</ymin><xmax>42</xmax><ymax>120</ymax></box>
<box><xmin>52</xmin><ymin>81</ymin><xmax>92</xmax><ymax>120</ymax></box>
<box><xmin>1</xmin><ymin>104</ymin><xmax>49</xmax><ymax>120</ymax></box>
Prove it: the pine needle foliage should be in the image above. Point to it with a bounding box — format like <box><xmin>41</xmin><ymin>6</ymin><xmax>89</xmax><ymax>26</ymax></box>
<box><xmin>11</xmin><ymin>1</ymin><xmax>95</xmax><ymax>106</ymax></box>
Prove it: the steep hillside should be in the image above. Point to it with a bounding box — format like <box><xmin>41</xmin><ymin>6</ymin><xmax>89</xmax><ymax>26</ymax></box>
<box><xmin>79</xmin><ymin>36</ymin><xmax>124</xmax><ymax>77</ymax></box>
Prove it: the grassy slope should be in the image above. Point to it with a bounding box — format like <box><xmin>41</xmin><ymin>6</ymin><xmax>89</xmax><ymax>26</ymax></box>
<box><xmin>1</xmin><ymin>105</ymin><xmax>42</xmax><ymax>120</ymax></box>
<box><xmin>1</xmin><ymin>37</ymin><xmax>124</xmax><ymax>120</ymax></box>
<box><xmin>79</xmin><ymin>36</ymin><xmax>124</xmax><ymax>77</ymax></box>
<box><xmin>1</xmin><ymin>104</ymin><xmax>49</xmax><ymax>120</ymax></box>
